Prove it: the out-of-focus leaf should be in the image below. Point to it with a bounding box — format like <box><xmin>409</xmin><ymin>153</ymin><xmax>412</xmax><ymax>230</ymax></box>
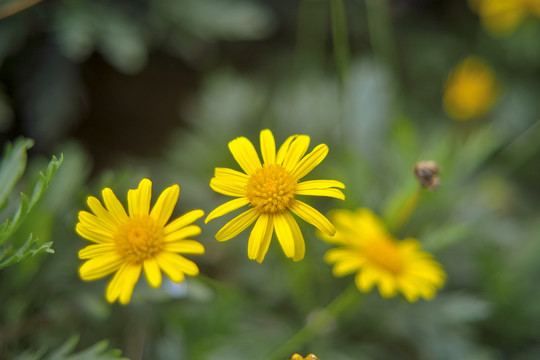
<box><xmin>54</xmin><ymin>0</ymin><xmax>147</xmax><ymax>73</ymax></box>
<box><xmin>160</xmin><ymin>0</ymin><xmax>275</xmax><ymax>41</ymax></box>
<box><xmin>14</xmin><ymin>335</ymin><xmax>126</xmax><ymax>360</ymax></box>
<box><xmin>0</xmin><ymin>138</ymin><xmax>32</xmax><ymax>211</ymax></box>
<box><xmin>343</xmin><ymin>58</ymin><xmax>394</xmax><ymax>160</ymax></box>
<box><xmin>0</xmin><ymin>141</ymin><xmax>62</xmax><ymax>269</ymax></box>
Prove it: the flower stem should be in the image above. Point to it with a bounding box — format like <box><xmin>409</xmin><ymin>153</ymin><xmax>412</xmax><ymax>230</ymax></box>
<box><xmin>264</xmin><ymin>284</ymin><xmax>361</xmax><ymax>360</ymax></box>
<box><xmin>365</xmin><ymin>0</ymin><xmax>399</xmax><ymax>83</ymax></box>
<box><xmin>329</xmin><ymin>0</ymin><xmax>351</xmax><ymax>87</ymax></box>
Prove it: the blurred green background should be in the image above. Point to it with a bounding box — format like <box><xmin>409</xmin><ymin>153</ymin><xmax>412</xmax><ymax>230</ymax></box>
<box><xmin>1</xmin><ymin>0</ymin><xmax>540</xmax><ymax>359</ymax></box>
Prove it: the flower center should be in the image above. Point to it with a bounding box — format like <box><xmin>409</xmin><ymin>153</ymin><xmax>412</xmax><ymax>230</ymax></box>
<box><xmin>246</xmin><ymin>164</ymin><xmax>297</xmax><ymax>214</ymax></box>
<box><xmin>364</xmin><ymin>238</ymin><xmax>404</xmax><ymax>275</ymax></box>
<box><xmin>115</xmin><ymin>216</ymin><xmax>164</xmax><ymax>263</ymax></box>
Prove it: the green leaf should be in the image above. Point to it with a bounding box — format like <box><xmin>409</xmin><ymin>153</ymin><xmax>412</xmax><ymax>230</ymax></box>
<box><xmin>13</xmin><ymin>336</ymin><xmax>127</xmax><ymax>360</ymax></box>
<box><xmin>0</xmin><ymin>139</ymin><xmax>63</xmax><ymax>269</ymax></box>
<box><xmin>0</xmin><ymin>137</ymin><xmax>34</xmax><ymax>210</ymax></box>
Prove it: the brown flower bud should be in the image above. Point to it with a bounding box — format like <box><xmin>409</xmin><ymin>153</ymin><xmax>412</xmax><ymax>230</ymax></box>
<box><xmin>414</xmin><ymin>161</ymin><xmax>440</xmax><ymax>191</ymax></box>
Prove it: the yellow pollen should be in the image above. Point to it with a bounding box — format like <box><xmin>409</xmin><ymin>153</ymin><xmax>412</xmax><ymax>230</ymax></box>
<box><xmin>365</xmin><ymin>238</ymin><xmax>404</xmax><ymax>275</ymax></box>
<box><xmin>246</xmin><ymin>164</ymin><xmax>297</xmax><ymax>214</ymax></box>
<box><xmin>115</xmin><ymin>216</ymin><xmax>164</xmax><ymax>263</ymax></box>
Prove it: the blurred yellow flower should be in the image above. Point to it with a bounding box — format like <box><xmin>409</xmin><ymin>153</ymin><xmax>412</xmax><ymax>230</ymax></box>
<box><xmin>469</xmin><ymin>0</ymin><xmax>540</xmax><ymax>36</ymax></box>
<box><xmin>206</xmin><ymin>129</ymin><xmax>345</xmax><ymax>263</ymax></box>
<box><xmin>319</xmin><ymin>208</ymin><xmax>446</xmax><ymax>302</ymax></box>
<box><xmin>443</xmin><ymin>56</ymin><xmax>498</xmax><ymax>120</ymax></box>
<box><xmin>76</xmin><ymin>179</ymin><xmax>205</xmax><ymax>305</ymax></box>
<box><xmin>291</xmin><ymin>354</ymin><xmax>319</xmax><ymax>360</ymax></box>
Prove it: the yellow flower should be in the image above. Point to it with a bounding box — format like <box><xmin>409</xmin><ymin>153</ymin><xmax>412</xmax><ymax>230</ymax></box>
<box><xmin>76</xmin><ymin>179</ymin><xmax>205</xmax><ymax>305</ymax></box>
<box><xmin>469</xmin><ymin>0</ymin><xmax>540</xmax><ymax>36</ymax></box>
<box><xmin>206</xmin><ymin>129</ymin><xmax>345</xmax><ymax>263</ymax></box>
<box><xmin>291</xmin><ymin>354</ymin><xmax>319</xmax><ymax>360</ymax></box>
<box><xmin>443</xmin><ymin>56</ymin><xmax>498</xmax><ymax>120</ymax></box>
<box><xmin>319</xmin><ymin>208</ymin><xmax>445</xmax><ymax>302</ymax></box>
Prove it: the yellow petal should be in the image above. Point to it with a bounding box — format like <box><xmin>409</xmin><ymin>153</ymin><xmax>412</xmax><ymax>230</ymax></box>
<box><xmin>118</xmin><ymin>264</ymin><xmax>143</xmax><ymax>305</ymax></box>
<box><xmin>150</xmin><ymin>184</ymin><xmax>179</xmax><ymax>226</ymax></box>
<box><xmin>205</xmin><ymin>197</ymin><xmax>249</xmax><ymax>224</ymax></box>
<box><xmin>228</xmin><ymin>136</ymin><xmax>262</xmax><ymax>175</ymax></box>
<box><xmin>163</xmin><ymin>225</ymin><xmax>202</xmax><ymax>242</ymax></box>
<box><xmin>210</xmin><ymin>177</ymin><xmax>247</xmax><ymax>197</ymax></box>
<box><xmin>255</xmin><ymin>215</ymin><xmax>274</xmax><ymax>263</ymax></box>
<box><xmin>288</xmin><ymin>200</ymin><xmax>335</xmax><ymax>236</ymax></box>
<box><xmin>215</xmin><ymin>208</ymin><xmax>259</xmax><ymax>242</ymax></box>
<box><xmin>128</xmin><ymin>178</ymin><xmax>152</xmax><ymax>217</ymax></box>
<box><xmin>282</xmin><ymin>135</ymin><xmax>310</xmax><ymax>172</ymax></box>
<box><xmin>143</xmin><ymin>257</ymin><xmax>162</xmax><ymax>288</ymax></box>
<box><xmin>355</xmin><ymin>267</ymin><xmax>378</xmax><ymax>292</ymax></box>
<box><xmin>163</xmin><ymin>240</ymin><xmax>205</xmax><ymax>254</ymax></box>
<box><xmin>276</xmin><ymin>135</ymin><xmax>297</xmax><ymax>165</ymax></box>
<box><xmin>247</xmin><ymin>214</ymin><xmax>271</xmax><ymax>261</ymax></box>
<box><xmin>273</xmin><ymin>213</ymin><xmax>295</xmax><ymax>259</ymax></box>
<box><xmin>260</xmin><ymin>129</ymin><xmax>276</xmax><ymax>165</ymax></box>
<box><xmin>102</xmin><ymin>188</ymin><xmax>128</xmax><ymax>223</ymax></box>
<box><xmin>215</xmin><ymin>167</ymin><xmax>249</xmax><ymax>185</ymax></box>
<box><xmin>157</xmin><ymin>252</ymin><xmax>199</xmax><ymax>280</ymax></box>
<box><xmin>282</xmin><ymin>210</ymin><xmax>305</xmax><ymax>261</ymax></box>
<box><xmin>79</xmin><ymin>253</ymin><xmax>123</xmax><ymax>281</ymax></box>
<box><xmin>295</xmin><ymin>188</ymin><xmax>345</xmax><ymax>200</ymax></box>
<box><xmin>76</xmin><ymin>223</ymin><xmax>113</xmax><ymax>243</ymax></box>
<box><xmin>78</xmin><ymin>243</ymin><xmax>116</xmax><ymax>259</ymax></box>
<box><xmin>164</xmin><ymin>209</ymin><xmax>205</xmax><ymax>234</ymax></box>
<box><xmin>155</xmin><ymin>252</ymin><xmax>185</xmax><ymax>283</ymax></box>
<box><xmin>78</xmin><ymin>211</ymin><xmax>116</xmax><ymax>233</ymax></box>
<box><xmin>87</xmin><ymin>196</ymin><xmax>119</xmax><ymax>227</ymax></box>
<box><xmin>332</xmin><ymin>255</ymin><xmax>364</xmax><ymax>276</ymax></box>
<box><xmin>291</xmin><ymin>144</ymin><xmax>328</xmax><ymax>179</ymax></box>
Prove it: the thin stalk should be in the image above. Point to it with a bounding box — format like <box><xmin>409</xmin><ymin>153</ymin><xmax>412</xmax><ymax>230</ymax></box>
<box><xmin>264</xmin><ymin>284</ymin><xmax>361</xmax><ymax>360</ymax></box>
<box><xmin>330</xmin><ymin>0</ymin><xmax>351</xmax><ymax>86</ymax></box>
<box><xmin>365</xmin><ymin>0</ymin><xmax>400</xmax><ymax>83</ymax></box>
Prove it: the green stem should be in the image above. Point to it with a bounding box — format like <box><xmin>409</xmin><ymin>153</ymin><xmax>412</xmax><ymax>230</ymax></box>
<box><xmin>393</xmin><ymin>187</ymin><xmax>421</xmax><ymax>232</ymax></box>
<box><xmin>365</xmin><ymin>0</ymin><xmax>399</xmax><ymax>83</ymax></box>
<box><xmin>264</xmin><ymin>284</ymin><xmax>361</xmax><ymax>360</ymax></box>
<box><xmin>330</xmin><ymin>0</ymin><xmax>351</xmax><ymax>86</ymax></box>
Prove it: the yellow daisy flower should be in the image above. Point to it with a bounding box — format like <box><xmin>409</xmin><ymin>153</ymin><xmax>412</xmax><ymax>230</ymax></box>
<box><xmin>206</xmin><ymin>129</ymin><xmax>345</xmax><ymax>263</ymax></box>
<box><xmin>469</xmin><ymin>0</ymin><xmax>540</xmax><ymax>36</ymax></box>
<box><xmin>319</xmin><ymin>208</ymin><xmax>446</xmax><ymax>302</ymax></box>
<box><xmin>76</xmin><ymin>179</ymin><xmax>205</xmax><ymax>305</ymax></box>
<box><xmin>443</xmin><ymin>56</ymin><xmax>498</xmax><ymax>121</ymax></box>
<box><xmin>291</xmin><ymin>354</ymin><xmax>319</xmax><ymax>360</ymax></box>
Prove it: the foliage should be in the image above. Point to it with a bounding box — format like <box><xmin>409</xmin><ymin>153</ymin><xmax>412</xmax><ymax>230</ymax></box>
<box><xmin>14</xmin><ymin>336</ymin><xmax>125</xmax><ymax>360</ymax></box>
<box><xmin>0</xmin><ymin>138</ymin><xmax>62</xmax><ymax>270</ymax></box>
<box><xmin>1</xmin><ymin>0</ymin><xmax>540</xmax><ymax>359</ymax></box>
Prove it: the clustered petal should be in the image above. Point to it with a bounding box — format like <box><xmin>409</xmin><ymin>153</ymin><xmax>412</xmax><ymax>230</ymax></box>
<box><xmin>206</xmin><ymin>129</ymin><xmax>345</xmax><ymax>262</ymax></box>
<box><xmin>76</xmin><ymin>178</ymin><xmax>205</xmax><ymax>305</ymax></box>
<box><xmin>319</xmin><ymin>208</ymin><xmax>446</xmax><ymax>302</ymax></box>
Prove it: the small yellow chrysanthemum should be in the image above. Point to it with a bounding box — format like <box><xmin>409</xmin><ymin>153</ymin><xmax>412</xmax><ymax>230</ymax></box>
<box><xmin>291</xmin><ymin>354</ymin><xmax>319</xmax><ymax>360</ymax></box>
<box><xmin>469</xmin><ymin>0</ymin><xmax>540</xmax><ymax>36</ymax></box>
<box><xmin>206</xmin><ymin>129</ymin><xmax>345</xmax><ymax>262</ymax></box>
<box><xmin>76</xmin><ymin>179</ymin><xmax>205</xmax><ymax>305</ymax></box>
<box><xmin>443</xmin><ymin>56</ymin><xmax>498</xmax><ymax>120</ymax></box>
<box><xmin>319</xmin><ymin>208</ymin><xmax>445</xmax><ymax>302</ymax></box>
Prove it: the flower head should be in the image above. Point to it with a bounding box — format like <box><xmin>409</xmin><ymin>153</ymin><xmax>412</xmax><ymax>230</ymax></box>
<box><xmin>319</xmin><ymin>208</ymin><xmax>445</xmax><ymax>302</ymax></box>
<box><xmin>469</xmin><ymin>0</ymin><xmax>540</xmax><ymax>36</ymax></box>
<box><xmin>443</xmin><ymin>56</ymin><xmax>498</xmax><ymax>120</ymax></box>
<box><xmin>76</xmin><ymin>179</ymin><xmax>205</xmax><ymax>304</ymax></box>
<box><xmin>206</xmin><ymin>129</ymin><xmax>345</xmax><ymax>262</ymax></box>
<box><xmin>291</xmin><ymin>354</ymin><xmax>319</xmax><ymax>360</ymax></box>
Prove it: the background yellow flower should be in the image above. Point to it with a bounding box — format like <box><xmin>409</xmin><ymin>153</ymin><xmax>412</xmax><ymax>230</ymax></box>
<box><xmin>319</xmin><ymin>208</ymin><xmax>446</xmax><ymax>302</ymax></box>
<box><xmin>443</xmin><ymin>56</ymin><xmax>498</xmax><ymax>120</ymax></box>
<box><xmin>470</xmin><ymin>0</ymin><xmax>540</xmax><ymax>36</ymax></box>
